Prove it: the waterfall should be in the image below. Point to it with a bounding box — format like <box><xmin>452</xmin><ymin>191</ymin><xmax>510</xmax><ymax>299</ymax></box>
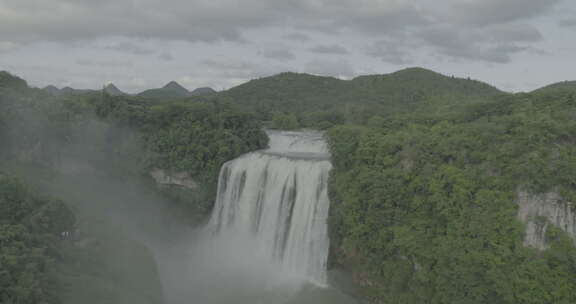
<box><xmin>207</xmin><ymin>130</ymin><xmax>332</xmax><ymax>286</ymax></box>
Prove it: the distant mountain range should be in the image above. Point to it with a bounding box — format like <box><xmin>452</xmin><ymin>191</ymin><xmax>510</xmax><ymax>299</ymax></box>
<box><xmin>2</xmin><ymin>68</ymin><xmax>575</xmax><ymax>108</ymax></box>
<box><xmin>37</xmin><ymin>80</ymin><xmax>216</xmax><ymax>98</ymax></box>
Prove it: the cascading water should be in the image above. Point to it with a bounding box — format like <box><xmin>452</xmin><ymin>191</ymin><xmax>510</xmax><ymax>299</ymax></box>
<box><xmin>207</xmin><ymin>130</ymin><xmax>332</xmax><ymax>286</ymax></box>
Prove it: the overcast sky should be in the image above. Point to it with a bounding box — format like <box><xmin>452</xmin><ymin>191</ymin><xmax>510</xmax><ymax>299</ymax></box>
<box><xmin>0</xmin><ymin>0</ymin><xmax>575</xmax><ymax>93</ymax></box>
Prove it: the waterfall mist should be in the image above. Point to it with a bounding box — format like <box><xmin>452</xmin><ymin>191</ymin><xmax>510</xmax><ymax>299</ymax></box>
<box><xmin>166</xmin><ymin>130</ymin><xmax>356</xmax><ymax>303</ymax></box>
<box><xmin>7</xmin><ymin>122</ymin><xmax>356</xmax><ymax>303</ymax></box>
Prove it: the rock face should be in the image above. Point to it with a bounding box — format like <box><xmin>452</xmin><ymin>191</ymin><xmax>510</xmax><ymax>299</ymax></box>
<box><xmin>517</xmin><ymin>190</ymin><xmax>576</xmax><ymax>249</ymax></box>
<box><xmin>150</xmin><ymin>169</ymin><xmax>198</xmax><ymax>190</ymax></box>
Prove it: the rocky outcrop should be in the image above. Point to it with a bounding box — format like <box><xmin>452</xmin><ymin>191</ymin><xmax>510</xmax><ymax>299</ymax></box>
<box><xmin>517</xmin><ymin>190</ymin><xmax>576</xmax><ymax>249</ymax></box>
<box><xmin>150</xmin><ymin>169</ymin><xmax>198</xmax><ymax>190</ymax></box>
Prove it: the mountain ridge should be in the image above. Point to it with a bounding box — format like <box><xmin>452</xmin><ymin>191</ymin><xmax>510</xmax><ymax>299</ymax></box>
<box><xmin>533</xmin><ymin>80</ymin><xmax>576</xmax><ymax>93</ymax></box>
<box><xmin>104</xmin><ymin>83</ymin><xmax>126</xmax><ymax>96</ymax></box>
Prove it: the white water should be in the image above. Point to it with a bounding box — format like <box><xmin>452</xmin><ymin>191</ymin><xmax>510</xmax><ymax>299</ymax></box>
<box><xmin>207</xmin><ymin>130</ymin><xmax>332</xmax><ymax>286</ymax></box>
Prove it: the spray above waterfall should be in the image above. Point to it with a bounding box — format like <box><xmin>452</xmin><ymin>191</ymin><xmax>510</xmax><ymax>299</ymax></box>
<box><xmin>207</xmin><ymin>130</ymin><xmax>332</xmax><ymax>286</ymax></box>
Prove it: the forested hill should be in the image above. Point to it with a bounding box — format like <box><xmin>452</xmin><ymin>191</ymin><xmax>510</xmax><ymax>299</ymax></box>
<box><xmin>533</xmin><ymin>80</ymin><xmax>576</xmax><ymax>93</ymax></box>
<box><xmin>0</xmin><ymin>71</ymin><xmax>29</xmax><ymax>91</ymax></box>
<box><xmin>220</xmin><ymin>67</ymin><xmax>503</xmax><ymax>126</ymax></box>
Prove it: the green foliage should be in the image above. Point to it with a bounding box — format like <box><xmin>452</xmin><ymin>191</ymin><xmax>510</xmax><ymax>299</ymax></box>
<box><xmin>271</xmin><ymin>112</ymin><xmax>300</xmax><ymax>130</ymax></box>
<box><xmin>0</xmin><ymin>175</ymin><xmax>75</xmax><ymax>304</ymax></box>
<box><xmin>221</xmin><ymin>68</ymin><xmax>503</xmax><ymax>127</ymax></box>
<box><xmin>0</xmin><ymin>75</ymin><xmax>266</xmax><ymax>303</ymax></box>
<box><xmin>3</xmin><ymin>68</ymin><xmax>576</xmax><ymax>304</ymax></box>
<box><xmin>95</xmin><ymin>96</ymin><xmax>268</xmax><ymax>181</ymax></box>
<box><xmin>0</xmin><ymin>71</ymin><xmax>28</xmax><ymax>91</ymax></box>
<box><xmin>533</xmin><ymin>80</ymin><xmax>576</xmax><ymax>94</ymax></box>
<box><xmin>327</xmin><ymin>89</ymin><xmax>576</xmax><ymax>303</ymax></box>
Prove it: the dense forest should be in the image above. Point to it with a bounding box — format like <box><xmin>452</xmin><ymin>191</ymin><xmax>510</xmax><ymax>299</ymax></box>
<box><xmin>0</xmin><ymin>71</ymin><xmax>267</xmax><ymax>303</ymax></box>
<box><xmin>2</xmin><ymin>68</ymin><xmax>576</xmax><ymax>303</ymax></box>
<box><xmin>327</xmin><ymin>90</ymin><xmax>576</xmax><ymax>303</ymax></box>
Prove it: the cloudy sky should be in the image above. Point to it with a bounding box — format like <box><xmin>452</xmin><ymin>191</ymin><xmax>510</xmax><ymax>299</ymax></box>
<box><xmin>0</xmin><ymin>0</ymin><xmax>574</xmax><ymax>93</ymax></box>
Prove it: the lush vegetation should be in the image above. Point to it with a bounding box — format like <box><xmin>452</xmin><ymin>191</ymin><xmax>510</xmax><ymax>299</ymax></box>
<box><xmin>94</xmin><ymin>94</ymin><xmax>268</xmax><ymax>216</ymax></box>
<box><xmin>327</xmin><ymin>89</ymin><xmax>576</xmax><ymax>303</ymax></box>
<box><xmin>533</xmin><ymin>80</ymin><xmax>576</xmax><ymax>94</ymax></box>
<box><xmin>0</xmin><ymin>71</ymin><xmax>266</xmax><ymax>303</ymax></box>
<box><xmin>3</xmin><ymin>67</ymin><xmax>576</xmax><ymax>304</ymax></box>
<box><xmin>0</xmin><ymin>175</ymin><xmax>74</xmax><ymax>304</ymax></box>
<box><xmin>217</xmin><ymin>67</ymin><xmax>576</xmax><ymax>302</ymax></box>
<box><xmin>223</xmin><ymin>68</ymin><xmax>502</xmax><ymax>129</ymax></box>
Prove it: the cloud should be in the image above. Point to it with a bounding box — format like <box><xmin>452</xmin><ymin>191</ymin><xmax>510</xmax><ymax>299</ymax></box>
<box><xmin>261</xmin><ymin>49</ymin><xmax>296</xmax><ymax>61</ymax></box>
<box><xmin>282</xmin><ymin>33</ymin><xmax>310</xmax><ymax>42</ymax></box>
<box><xmin>104</xmin><ymin>42</ymin><xmax>154</xmax><ymax>55</ymax></box>
<box><xmin>159</xmin><ymin>52</ymin><xmax>174</xmax><ymax>61</ymax></box>
<box><xmin>366</xmin><ymin>40</ymin><xmax>413</xmax><ymax>65</ymax></box>
<box><xmin>559</xmin><ymin>19</ymin><xmax>576</xmax><ymax>27</ymax></box>
<box><xmin>0</xmin><ymin>0</ymin><xmax>429</xmax><ymax>43</ymax></box>
<box><xmin>75</xmin><ymin>58</ymin><xmax>133</xmax><ymax>68</ymax></box>
<box><xmin>0</xmin><ymin>41</ymin><xmax>19</xmax><ymax>53</ymax></box>
<box><xmin>487</xmin><ymin>24</ymin><xmax>543</xmax><ymax>42</ymax></box>
<box><xmin>304</xmin><ymin>59</ymin><xmax>355</xmax><ymax>78</ymax></box>
<box><xmin>0</xmin><ymin>0</ymin><xmax>275</xmax><ymax>43</ymax></box>
<box><xmin>446</xmin><ymin>0</ymin><xmax>561</xmax><ymax>27</ymax></box>
<box><xmin>415</xmin><ymin>23</ymin><xmax>546</xmax><ymax>63</ymax></box>
<box><xmin>0</xmin><ymin>0</ymin><xmax>561</xmax><ymax>66</ymax></box>
<box><xmin>200</xmin><ymin>59</ymin><xmax>288</xmax><ymax>80</ymax></box>
<box><xmin>308</xmin><ymin>44</ymin><xmax>349</xmax><ymax>55</ymax></box>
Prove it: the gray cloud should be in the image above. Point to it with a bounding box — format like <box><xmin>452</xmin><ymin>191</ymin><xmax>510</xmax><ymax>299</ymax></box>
<box><xmin>0</xmin><ymin>0</ymin><xmax>561</xmax><ymax>65</ymax></box>
<box><xmin>104</xmin><ymin>42</ymin><xmax>154</xmax><ymax>55</ymax></box>
<box><xmin>416</xmin><ymin>27</ymin><xmax>528</xmax><ymax>63</ymax></box>
<box><xmin>488</xmin><ymin>24</ymin><xmax>543</xmax><ymax>42</ymax></box>
<box><xmin>0</xmin><ymin>0</ymin><xmax>275</xmax><ymax>43</ymax></box>
<box><xmin>159</xmin><ymin>52</ymin><xmax>174</xmax><ymax>61</ymax></box>
<box><xmin>0</xmin><ymin>41</ymin><xmax>19</xmax><ymax>53</ymax></box>
<box><xmin>282</xmin><ymin>33</ymin><xmax>310</xmax><ymax>42</ymax></box>
<box><xmin>448</xmin><ymin>0</ymin><xmax>561</xmax><ymax>27</ymax></box>
<box><xmin>366</xmin><ymin>41</ymin><xmax>413</xmax><ymax>65</ymax></box>
<box><xmin>308</xmin><ymin>44</ymin><xmax>349</xmax><ymax>55</ymax></box>
<box><xmin>76</xmin><ymin>58</ymin><xmax>133</xmax><ymax>68</ymax></box>
<box><xmin>0</xmin><ymin>0</ymin><xmax>432</xmax><ymax>43</ymax></box>
<box><xmin>559</xmin><ymin>19</ymin><xmax>576</xmax><ymax>27</ymax></box>
<box><xmin>200</xmin><ymin>59</ymin><xmax>288</xmax><ymax>80</ymax></box>
<box><xmin>261</xmin><ymin>49</ymin><xmax>296</xmax><ymax>61</ymax></box>
<box><xmin>304</xmin><ymin>59</ymin><xmax>355</xmax><ymax>78</ymax></box>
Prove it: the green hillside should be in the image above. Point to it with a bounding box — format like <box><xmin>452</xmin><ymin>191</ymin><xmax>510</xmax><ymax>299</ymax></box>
<box><xmin>138</xmin><ymin>81</ymin><xmax>190</xmax><ymax>99</ymax></box>
<box><xmin>328</xmin><ymin>89</ymin><xmax>576</xmax><ymax>303</ymax></box>
<box><xmin>533</xmin><ymin>80</ymin><xmax>576</xmax><ymax>93</ymax></box>
<box><xmin>220</xmin><ymin>68</ymin><xmax>504</xmax><ymax>128</ymax></box>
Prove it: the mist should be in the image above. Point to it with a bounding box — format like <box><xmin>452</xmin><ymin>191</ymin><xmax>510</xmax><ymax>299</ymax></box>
<box><xmin>0</xmin><ymin>91</ymin><xmax>356</xmax><ymax>304</ymax></box>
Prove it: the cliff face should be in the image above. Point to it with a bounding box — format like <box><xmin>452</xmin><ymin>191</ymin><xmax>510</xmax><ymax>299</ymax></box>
<box><xmin>517</xmin><ymin>190</ymin><xmax>576</xmax><ymax>249</ymax></box>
